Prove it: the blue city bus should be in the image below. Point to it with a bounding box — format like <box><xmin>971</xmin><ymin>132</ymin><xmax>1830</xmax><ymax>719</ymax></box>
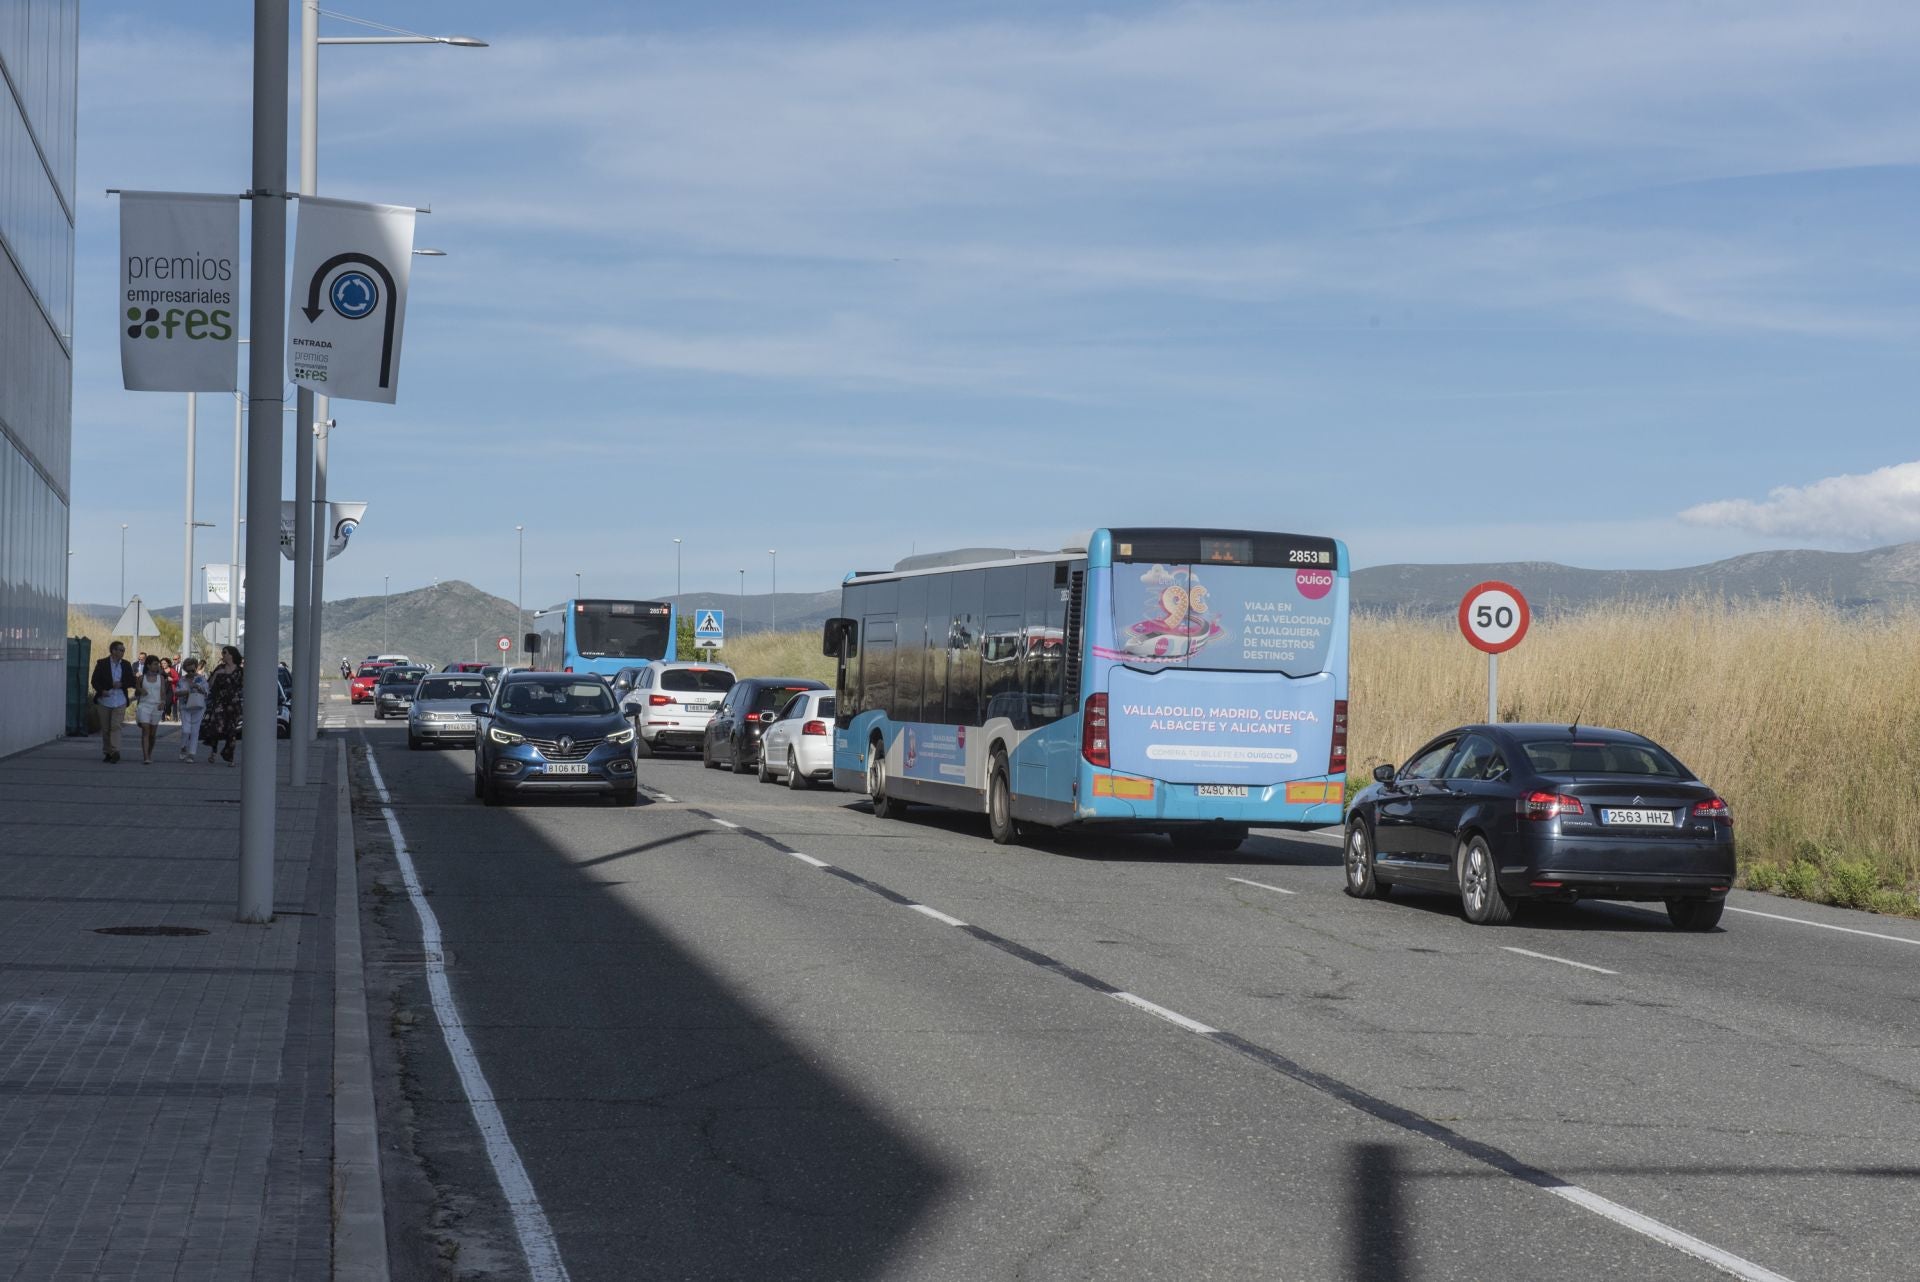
<box><xmin>528</xmin><ymin>598</ymin><xmax>677</xmax><ymax>678</ymax></box>
<box><xmin>824</xmin><ymin>528</ymin><xmax>1349</xmax><ymax>851</ymax></box>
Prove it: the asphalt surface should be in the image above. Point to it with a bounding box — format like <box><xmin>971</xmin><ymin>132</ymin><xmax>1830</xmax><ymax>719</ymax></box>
<box><xmin>340</xmin><ymin>692</ymin><xmax>1920</xmax><ymax>1281</ymax></box>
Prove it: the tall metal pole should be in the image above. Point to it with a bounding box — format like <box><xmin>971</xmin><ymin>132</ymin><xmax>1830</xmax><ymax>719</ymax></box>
<box><xmin>182</xmin><ymin>394</ymin><xmax>197</xmax><ymax>660</ymax></box>
<box><xmin>674</xmin><ymin>538</ymin><xmax>682</xmax><ymax>598</ymax></box>
<box><xmin>119</xmin><ymin>523</ymin><xmax>127</xmax><ymax>607</ymax></box>
<box><xmin>383</xmin><ymin>576</ymin><xmax>389</xmax><ymax>650</ymax></box>
<box><xmin>240</xmin><ymin>0</ymin><xmax>290</xmax><ymax>924</ymax></box>
<box><xmin>516</xmin><ymin>524</ymin><xmax>524</xmax><ymax>665</ymax></box>
<box><xmin>286</xmin><ymin>0</ymin><xmax>319</xmax><ymax>785</ymax></box>
<box><xmin>738</xmin><ymin>569</ymin><xmax>745</xmax><ymax>631</ymax></box>
<box><xmin>229</xmin><ymin>391</ymin><xmax>241</xmax><ymax>644</ymax></box>
<box><xmin>308</xmin><ymin>413</ymin><xmax>329</xmax><ymax>718</ymax></box>
<box><xmin>1487</xmin><ymin>653</ymin><xmax>1499</xmax><ymax>724</ymax></box>
<box><xmin>769</xmin><ymin>548</ymin><xmax>777</xmax><ymax>632</ymax></box>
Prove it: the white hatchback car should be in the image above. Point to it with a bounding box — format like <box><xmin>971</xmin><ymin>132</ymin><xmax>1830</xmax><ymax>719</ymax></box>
<box><xmin>756</xmin><ymin>689</ymin><xmax>838</xmax><ymax>789</ymax></box>
<box><xmin>621</xmin><ymin>661</ymin><xmax>737</xmax><ymax>754</ymax></box>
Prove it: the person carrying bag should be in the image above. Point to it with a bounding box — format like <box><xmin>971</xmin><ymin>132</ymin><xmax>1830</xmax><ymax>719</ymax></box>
<box><xmin>175</xmin><ymin>658</ymin><xmax>210</xmax><ymax>762</ymax></box>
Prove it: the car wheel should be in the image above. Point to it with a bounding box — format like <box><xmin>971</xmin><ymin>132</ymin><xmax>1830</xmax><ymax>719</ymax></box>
<box><xmin>481</xmin><ymin>775</ymin><xmax>502</xmax><ymax>807</ymax></box>
<box><xmin>407</xmin><ymin>733</ymin><xmax>420</xmax><ymax>751</ymax></box>
<box><xmin>731</xmin><ymin>735</ymin><xmax>754</xmax><ymax>775</ymax></box>
<box><xmin>632</xmin><ymin>720</ymin><xmax>652</xmax><ymax>758</ymax></box>
<box><xmin>703</xmin><ymin>736</ymin><xmax>719</xmax><ymax>770</ymax></box>
<box><xmin>757</xmin><ymin>746</ymin><xmax>775</xmax><ymax>784</ymax></box>
<box><xmin>614</xmin><ymin>785</ymin><xmax>639</xmax><ymax>807</ymax></box>
<box><xmin>987</xmin><ymin>751</ymin><xmax>1018</xmax><ymax>844</ymax></box>
<box><xmin>786</xmin><ymin>747</ymin><xmax>809</xmax><ymax>791</ymax></box>
<box><xmin>1666</xmin><ymin>898</ymin><xmax>1725</xmax><ymax>931</ymax></box>
<box><xmin>1343</xmin><ymin>820</ymin><xmax>1390</xmax><ymax>898</ymax></box>
<box><xmin>1458</xmin><ymin>835</ymin><xmax>1517</xmax><ymax>925</ymax></box>
<box><xmin>869</xmin><ymin>738</ymin><xmax>903</xmax><ymax>819</ymax></box>
<box><xmin>1169</xmin><ymin>824</ymin><xmax>1247</xmax><ymax>855</ymax></box>
<box><xmin>473</xmin><ymin>769</ymin><xmax>484</xmax><ymax>799</ymax></box>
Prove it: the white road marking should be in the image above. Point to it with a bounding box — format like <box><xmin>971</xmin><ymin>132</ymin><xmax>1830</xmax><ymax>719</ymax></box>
<box><xmin>1546</xmin><ymin>1185</ymin><xmax>1793</xmax><ymax>1282</ymax></box>
<box><xmin>1226</xmin><ymin>876</ymin><xmax>1297</xmax><ymax>896</ymax></box>
<box><xmin>364</xmin><ymin>751</ymin><xmax>571</xmax><ymax>1282</ymax></box>
<box><xmin>1501</xmin><ymin>946</ymin><xmax>1618</xmax><ymax>975</ymax></box>
<box><xmin>709</xmin><ymin>818</ymin><xmax>740</xmax><ymax>829</ymax></box>
<box><xmin>787</xmin><ymin>851</ymin><xmax>830</xmax><ymax>868</ymax></box>
<box><xmin>1112</xmin><ymin>991</ymin><xmax>1219</xmax><ymax>1036</ymax></box>
<box><xmin>1726</xmin><ymin>905</ymin><xmax>1920</xmax><ymax>948</ymax></box>
<box><xmin>908</xmin><ymin>904</ymin><xmax>967</xmax><ymax>927</ymax></box>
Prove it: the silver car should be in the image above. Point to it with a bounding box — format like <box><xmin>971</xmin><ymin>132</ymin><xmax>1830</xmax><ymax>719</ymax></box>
<box><xmin>408</xmin><ymin>673</ymin><xmax>493</xmax><ymax>749</ymax></box>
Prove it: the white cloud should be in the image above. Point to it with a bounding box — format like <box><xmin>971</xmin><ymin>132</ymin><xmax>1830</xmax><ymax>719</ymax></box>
<box><xmin>1679</xmin><ymin>462</ymin><xmax>1920</xmax><ymax>544</ymax></box>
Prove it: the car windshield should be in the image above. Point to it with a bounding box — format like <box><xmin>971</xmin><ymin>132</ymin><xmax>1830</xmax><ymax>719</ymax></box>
<box><xmin>418</xmin><ymin>679</ymin><xmax>488</xmax><ymax>702</ymax></box>
<box><xmin>752</xmin><ymin>684</ymin><xmax>819</xmax><ymax>714</ymax></box>
<box><xmin>662</xmin><ymin>668</ymin><xmax>735</xmax><ymax>694</ymax></box>
<box><xmin>1520</xmin><ymin>739</ymin><xmax>1687</xmax><ymax>778</ymax></box>
<box><xmin>498</xmin><ymin>681</ymin><xmax>616</xmax><ymax>716</ymax></box>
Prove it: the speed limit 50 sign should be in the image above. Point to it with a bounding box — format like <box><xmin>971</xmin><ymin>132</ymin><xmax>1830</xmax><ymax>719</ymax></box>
<box><xmin>1458</xmin><ymin>581</ymin><xmax>1530</xmax><ymax>655</ymax></box>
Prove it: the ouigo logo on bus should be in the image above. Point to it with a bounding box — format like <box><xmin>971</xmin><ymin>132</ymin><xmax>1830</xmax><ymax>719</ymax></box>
<box><xmin>1295</xmin><ymin>569</ymin><xmax>1334</xmax><ymax>600</ymax></box>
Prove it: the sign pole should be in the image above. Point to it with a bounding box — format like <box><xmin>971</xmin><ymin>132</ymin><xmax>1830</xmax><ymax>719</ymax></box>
<box><xmin>239</xmin><ymin>0</ymin><xmax>290</xmax><ymax>925</ymax></box>
<box><xmin>1488</xmin><ymin>652</ymin><xmax>1498</xmax><ymax>724</ymax></box>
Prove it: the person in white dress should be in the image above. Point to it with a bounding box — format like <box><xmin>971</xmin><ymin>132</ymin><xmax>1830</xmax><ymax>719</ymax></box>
<box><xmin>134</xmin><ymin>655</ymin><xmax>169</xmax><ymax>765</ymax></box>
<box><xmin>174</xmin><ymin>658</ymin><xmax>210</xmax><ymax>761</ymax></box>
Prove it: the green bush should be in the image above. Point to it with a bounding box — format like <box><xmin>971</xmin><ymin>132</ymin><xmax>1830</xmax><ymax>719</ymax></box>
<box><xmin>1743</xmin><ymin>863</ymin><xmax>1779</xmax><ymax>893</ymax></box>
<box><xmin>1825</xmin><ymin>859</ymin><xmax>1881</xmax><ymax>910</ymax></box>
<box><xmin>1778</xmin><ymin>860</ymin><xmax>1824</xmax><ymax>902</ymax></box>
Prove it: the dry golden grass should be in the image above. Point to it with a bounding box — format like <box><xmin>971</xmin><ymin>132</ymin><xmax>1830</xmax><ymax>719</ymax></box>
<box><xmin>1351</xmin><ymin>598</ymin><xmax>1920</xmax><ymax>903</ymax></box>
<box><xmin>725</xmin><ymin>600</ymin><xmax>1920</xmax><ymax>908</ymax></box>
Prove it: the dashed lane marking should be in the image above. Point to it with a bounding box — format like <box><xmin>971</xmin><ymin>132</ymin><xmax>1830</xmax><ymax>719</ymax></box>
<box><xmin>1501</xmin><ymin>946</ymin><xmax>1618</xmax><ymax>976</ymax></box>
<box><xmin>1227</xmin><ymin>876</ymin><xmax>1297</xmax><ymax>896</ymax></box>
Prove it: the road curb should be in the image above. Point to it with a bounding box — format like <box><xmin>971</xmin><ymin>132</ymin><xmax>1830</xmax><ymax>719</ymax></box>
<box><xmin>332</xmin><ymin>738</ymin><xmax>390</xmax><ymax>1280</ymax></box>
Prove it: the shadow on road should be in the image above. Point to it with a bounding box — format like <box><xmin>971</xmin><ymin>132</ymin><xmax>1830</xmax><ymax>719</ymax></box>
<box><xmin>357</xmin><ymin>742</ymin><xmax>952</xmax><ymax>1282</ymax></box>
<box><xmin>1348</xmin><ymin>1142</ymin><xmax>1413</xmax><ymax>1282</ymax></box>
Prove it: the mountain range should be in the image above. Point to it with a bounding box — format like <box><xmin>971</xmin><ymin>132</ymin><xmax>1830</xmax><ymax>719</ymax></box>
<box><xmin>78</xmin><ymin>540</ymin><xmax>1920</xmax><ymax>659</ymax></box>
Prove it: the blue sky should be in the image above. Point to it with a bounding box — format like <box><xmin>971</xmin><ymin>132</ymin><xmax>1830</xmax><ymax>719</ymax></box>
<box><xmin>69</xmin><ymin>0</ymin><xmax>1920</xmax><ymax>611</ymax></box>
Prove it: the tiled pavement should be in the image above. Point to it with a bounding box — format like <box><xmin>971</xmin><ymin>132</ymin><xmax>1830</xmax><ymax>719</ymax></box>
<box><xmin>0</xmin><ymin>722</ymin><xmax>336</xmax><ymax>1281</ymax></box>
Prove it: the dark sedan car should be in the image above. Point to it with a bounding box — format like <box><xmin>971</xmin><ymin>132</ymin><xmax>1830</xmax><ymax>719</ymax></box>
<box><xmin>372</xmin><ymin>666</ymin><xmax>428</xmax><ymax>719</ymax></box>
<box><xmin>1344</xmin><ymin>724</ymin><xmax>1734</xmax><ymax>929</ymax></box>
<box><xmin>472</xmin><ymin>673</ymin><xmax>637</xmax><ymax>805</ymax></box>
<box><xmin>702</xmin><ymin>677</ymin><xmax>828</xmax><ymax>775</ymax></box>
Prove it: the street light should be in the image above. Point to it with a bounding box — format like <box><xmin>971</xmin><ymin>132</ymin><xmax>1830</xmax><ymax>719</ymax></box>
<box><xmin>673</xmin><ymin>537</ymin><xmax>682</xmax><ymax>599</ymax></box>
<box><xmin>738</xmin><ymin>568</ymin><xmax>746</xmax><ymax>631</ymax></box>
<box><xmin>119</xmin><ymin>524</ymin><xmax>128</xmax><ymax>607</ymax></box>
<box><xmin>769</xmin><ymin>549</ymin><xmax>777</xmax><ymax>632</ymax></box>
<box><xmin>383</xmin><ymin>575</ymin><xmax>390</xmax><ymax>650</ymax></box>
<box><xmin>516</xmin><ymin>525</ymin><xmax>525</xmax><ymax>665</ymax></box>
<box><xmin>290</xmin><ymin>4</ymin><xmax>488</xmax><ymax>780</ymax></box>
<box><xmin>575</xmin><ymin>571</ymin><xmax>582</xmax><ymax>599</ymax></box>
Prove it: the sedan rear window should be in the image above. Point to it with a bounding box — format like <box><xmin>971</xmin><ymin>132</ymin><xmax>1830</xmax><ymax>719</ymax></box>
<box><xmin>661</xmin><ymin>669</ymin><xmax>736</xmax><ymax>694</ymax></box>
<box><xmin>1520</xmin><ymin>739</ymin><xmax>1686</xmax><ymax>777</ymax></box>
<box><xmin>752</xmin><ymin>685</ymin><xmax>817</xmax><ymax>713</ymax></box>
<box><xmin>418</xmin><ymin>679</ymin><xmax>488</xmax><ymax>701</ymax></box>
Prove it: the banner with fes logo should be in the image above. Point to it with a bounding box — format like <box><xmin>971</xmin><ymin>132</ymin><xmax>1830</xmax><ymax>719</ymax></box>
<box><xmin>118</xmin><ymin>191</ymin><xmax>241</xmax><ymax>392</ymax></box>
<box><xmin>287</xmin><ymin>195</ymin><xmax>415</xmax><ymax>404</ymax></box>
<box><xmin>280</xmin><ymin>500</ymin><xmax>369</xmax><ymax>561</ymax></box>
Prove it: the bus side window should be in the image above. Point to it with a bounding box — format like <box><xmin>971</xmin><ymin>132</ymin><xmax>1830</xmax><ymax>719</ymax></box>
<box><xmin>863</xmin><ymin>618</ymin><xmax>897</xmax><ymax>719</ymax></box>
<box><xmin>923</xmin><ymin>573</ymin><xmax>951</xmax><ymax>725</ymax></box>
<box><xmin>946</xmin><ymin>569</ymin><xmax>984</xmax><ymax>726</ymax></box>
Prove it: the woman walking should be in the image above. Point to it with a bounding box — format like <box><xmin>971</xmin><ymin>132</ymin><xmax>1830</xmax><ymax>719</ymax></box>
<box><xmin>134</xmin><ymin>655</ymin><xmax>169</xmax><ymax>765</ymax></box>
<box><xmin>201</xmin><ymin>645</ymin><xmax>244</xmax><ymax>766</ymax></box>
<box><xmin>174</xmin><ymin>658</ymin><xmax>210</xmax><ymax>762</ymax></box>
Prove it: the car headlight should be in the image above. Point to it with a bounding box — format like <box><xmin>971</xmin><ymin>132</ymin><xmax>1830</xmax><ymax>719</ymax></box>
<box><xmin>489</xmin><ymin>726</ymin><xmax>524</xmax><ymax>745</ymax></box>
<box><xmin>606</xmin><ymin>726</ymin><xmax>634</xmax><ymax>745</ymax></box>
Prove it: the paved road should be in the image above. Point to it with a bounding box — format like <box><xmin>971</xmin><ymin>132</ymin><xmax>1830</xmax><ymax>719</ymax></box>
<box><xmin>342</xmin><ymin>694</ymin><xmax>1920</xmax><ymax>1281</ymax></box>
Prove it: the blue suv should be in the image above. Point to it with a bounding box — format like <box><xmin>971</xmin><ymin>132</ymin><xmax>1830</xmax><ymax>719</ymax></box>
<box><xmin>472</xmin><ymin>673</ymin><xmax>637</xmax><ymax>806</ymax></box>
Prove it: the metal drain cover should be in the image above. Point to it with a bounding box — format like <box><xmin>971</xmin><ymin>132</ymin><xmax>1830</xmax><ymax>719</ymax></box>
<box><xmin>92</xmin><ymin>926</ymin><xmax>210</xmax><ymax>937</ymax></box>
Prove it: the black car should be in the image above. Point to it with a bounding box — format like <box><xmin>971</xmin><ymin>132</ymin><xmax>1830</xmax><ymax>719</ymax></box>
<box><xmin>1344</xmin><ymin>724</ymin><xmax>1734</xmax><ymax>930</ymax></box>
<box><xmin>703</xmin><ymin>677</ymin><xmax>828</xmax><ymax>775</ymax></box>
<box><xmin>372</xmin><ymin>666</ymin><xmax>428</xmax><ymax>719</ymax></box>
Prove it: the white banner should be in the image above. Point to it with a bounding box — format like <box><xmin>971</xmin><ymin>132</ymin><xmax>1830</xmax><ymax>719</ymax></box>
<box><xmin>288</xmin><ymin>196</ymin><xmax>415</xmax><ymax>404</ymax></box>
<box><xmin>118</xmin><ymin>191</ymin><xmax>241</xmax><ymax>392</ymax></box>
<box><xmin>280</xmin><ymin>500</ymin><xmax>369</xmax><ymax>561</ymax></box>
<box><xmin>204</xmin><ymin>564</ymin><xmax>230</xmax><ymax>605</ymax></box>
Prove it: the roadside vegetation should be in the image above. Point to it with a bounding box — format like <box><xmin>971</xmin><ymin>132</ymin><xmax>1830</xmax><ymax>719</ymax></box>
<box><xmin>69</xmin><ymin>606</ymin><xmax>188</xmax><ymax>660</ymax></box>
<box><xmin>715</xmin><ymin>598</ymin><xmax>1920</xmax><ymax>918</ymax></box>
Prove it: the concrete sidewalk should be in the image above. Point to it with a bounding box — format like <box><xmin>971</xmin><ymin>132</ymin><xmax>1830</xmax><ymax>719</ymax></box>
<box><xmin>0</xmin><ymin>722</ymin><xmax>366</xmax><ymax>1281</ymax></box>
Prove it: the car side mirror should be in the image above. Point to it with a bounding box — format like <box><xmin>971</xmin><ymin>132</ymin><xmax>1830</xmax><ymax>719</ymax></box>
<box><xmin>469</xmin><ymin>702</ymin><xmax>488</xmax><ymax>716</ymax></box>
<box><xmin>821</xmin><ymin>617</ymin><xmax>858</xmax><ymax>658</ymax></box>
<box><xmin>1372</xmin><ymin>764</ymin><xmax>1396</xmax><ymax>784</ymax></box>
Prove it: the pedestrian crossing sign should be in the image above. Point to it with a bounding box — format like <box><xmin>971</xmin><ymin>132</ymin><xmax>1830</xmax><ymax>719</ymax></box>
<box><xmin>693</xmin><ymin>609</ymin><xmax>725</xmax><ymax>643</ymax></box>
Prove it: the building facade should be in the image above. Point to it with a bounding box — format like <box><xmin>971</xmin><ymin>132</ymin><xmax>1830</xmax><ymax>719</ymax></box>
<box><xmin>0</xmin><ymin>1</ymin><xmax>78</xmax><ymax>759</ymax></box>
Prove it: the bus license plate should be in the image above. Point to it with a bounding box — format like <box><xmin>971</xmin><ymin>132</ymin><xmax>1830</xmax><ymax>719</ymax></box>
<box><xmin>545</xmin><ymin>762</ymin><xmax>589</xmax><ymax>776</ymax></box>
<box><xmin>1601</xmin><ymin>808</ymin><xmax>1675</xmax><ymax>827</ymax></box>
<box><xmin>1196</xmin><ymin>785</ymin><xmax>1248</xmax><ymax>798</ymax></box>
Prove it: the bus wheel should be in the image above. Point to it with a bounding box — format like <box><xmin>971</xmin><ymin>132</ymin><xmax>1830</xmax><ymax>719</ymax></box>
<box><xmin>987</xmin><ymin>752</ymin><xmax>1018</xmax><ymax>845</ymax></box>
<box><xmin>869</xmin><ymin>739</ymin><xmax>902</xmax><ymax>819</ymax></box>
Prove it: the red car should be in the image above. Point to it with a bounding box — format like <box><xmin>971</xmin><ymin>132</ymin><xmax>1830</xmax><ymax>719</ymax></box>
<box><xmin>350</xmin><ymin>662</ymin><xmax>392</xmax><ymax>703</ymax></box>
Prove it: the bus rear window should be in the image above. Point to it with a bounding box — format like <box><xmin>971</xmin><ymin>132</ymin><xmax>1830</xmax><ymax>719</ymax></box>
<box><xmin>662</xmin><ymin>669</ymin><xmax>735</xmax><ymax>693</ymax></box>
<box><xmin>1520</xmin><ymin>740</ymin><xmax>1687</xmax><ymax>777</ymax></box>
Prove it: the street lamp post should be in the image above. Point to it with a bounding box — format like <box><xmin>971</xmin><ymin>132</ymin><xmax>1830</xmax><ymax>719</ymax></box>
<box><xmin>575</xmin><ymin>571</ymin><xmax>581</xmax><ymax>599</ymax></box>
<box><xmin>515</xmin><ymin>525</ymin><xmax>524</xmax><ymax>665</ymax></box>
<box><xmin>738</xmin><ymin>568</ymin><xmax>746</xmax><ymax>632</ymax></box>
<box><xmin>674</xmin><ymin>538</ymin><xmax>682</xmax><ymax>599</ymax></box>
<box><xmin>769</xmin><ymin>549</ymin><xmax>777</xmax><ymax>632</ymax></box>
<box><xmin>181</xmin><ymin>394</ymin><xmax>197</xmax><ymax>661</ymax></box>
<box><xmin>383</xmin><ymin>575</ymin><xmax>389</xmax><ymax>651</ymax></box>
<box><xmin>119</xmin><ymin>524</ymin><xmax>128</xmax><ymax>607</ymax></box>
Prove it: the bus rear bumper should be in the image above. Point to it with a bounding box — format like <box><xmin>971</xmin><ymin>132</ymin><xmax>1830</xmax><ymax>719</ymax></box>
<box><xmin>1075</xmin><ymin>773</ymin><xmax>1344</xmax><ymax>829</ymax></box>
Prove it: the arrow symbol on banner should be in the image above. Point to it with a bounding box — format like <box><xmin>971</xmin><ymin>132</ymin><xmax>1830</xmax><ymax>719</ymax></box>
<box><xmin>302</xmin><ymin>251</ymin><xmax>399</xmax><ymax>388</ymax></box>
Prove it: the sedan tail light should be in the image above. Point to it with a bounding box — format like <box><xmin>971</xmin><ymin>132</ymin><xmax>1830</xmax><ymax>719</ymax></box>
<box><xmin>1692</xmin><ymin>796</ymin><xmax>1732</xmax><ymax>825</ymax></box>
<box><xmin>1082</xmin><ymin>693</ymin><xmax>1109</xmax><ymax>766</ymax></box>
<box><xmin>1519</xmin><ymin>790</ymin><xmax>1584</xmax><ymax>820</ymax></box>
<box><xmin>802</xmin><ymin>720</ymin><xmax>828</xmax><ymax>736</ymax></box>
<box><xmin>648</xmin><ymin>694</ymin><xmax>673</xmax><ymax>706</ymax></box>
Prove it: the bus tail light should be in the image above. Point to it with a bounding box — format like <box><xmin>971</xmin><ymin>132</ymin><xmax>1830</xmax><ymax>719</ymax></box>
<box><xmin>649</xmin><ymin>694</ymin><xmax>672</xmax><ymax>706</ymax></box>
<box><xmin>803</xmin><ymin>720</ymin><xmax>828</xmax><ymax>737</ymax></box>
<box><xmin>1329</xmin><ymin>700</ymin><xmax>1348</xmax><ymax>776</ymax></box>
<box><xmin>1519</xmin><ymin>791</ymin><xmax>1583</xmax><ymax>820</ymax></box>
<box><xmin>1082</xmin><ymin>693</ymin><xmax>1110</xmax><ymax>767</ymax></box>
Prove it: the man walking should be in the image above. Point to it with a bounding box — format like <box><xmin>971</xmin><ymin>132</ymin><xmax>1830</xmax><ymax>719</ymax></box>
<box><xmin>90</xmin><ymin>640</ymin><xmax>138</xmax><ymax>764</ymax></box>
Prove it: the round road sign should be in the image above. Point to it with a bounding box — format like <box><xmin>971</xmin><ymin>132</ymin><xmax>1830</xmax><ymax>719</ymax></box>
<box><xmin>497</xmin><ymin>636</ymin><xmax>512</xmax><ymax>653</ymax></box>
<box><xmin>1458</xmin><ymin>581</ymin><xmax>1530</xmax><ymax>654</ymax></box>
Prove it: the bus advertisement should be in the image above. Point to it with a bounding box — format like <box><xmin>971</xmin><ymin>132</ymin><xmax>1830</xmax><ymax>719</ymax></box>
<box><xmin>825</xmin><ymin>527</ymin><xmax>1349</xmax><ymax>851</ymax></box>
<box><xmin>528</xmin><ymin>598</ymin><xmax>677</xmax><ymax>677</ymax></box>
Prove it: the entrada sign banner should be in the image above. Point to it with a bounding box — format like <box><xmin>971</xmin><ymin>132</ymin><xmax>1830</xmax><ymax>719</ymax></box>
<box><xmin>287</xmin><ymin>196</ymin><xmax>416</xmax><ymax>404</ymax></box>
<box><xmin>118</xmin><ymin>191</ymin><xmax>240</xmax><ymax>392</ymax></box>
<box><xmin>279</xmin><ymin>500</ymin><xmax>369</xmax><ymax>561</ymax></box>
